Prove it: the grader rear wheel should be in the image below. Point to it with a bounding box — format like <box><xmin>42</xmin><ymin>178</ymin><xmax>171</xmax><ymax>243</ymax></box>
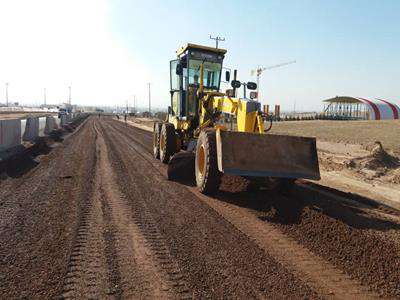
<box><xmin>160</xmin><ymin>123</ymin><xmax>176</xmax><ymax>163</ymax></box>
<box><xmin>195</xmin><ymin>130</ymin><xmax>222</xmax><ymax>194</ymax></box>
<box><xmin>153</xmin><ymin>122</ymin><xmax>162</xmax><ymax>159</ymax></box>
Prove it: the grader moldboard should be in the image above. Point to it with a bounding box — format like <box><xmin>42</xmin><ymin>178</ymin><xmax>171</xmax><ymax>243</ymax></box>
<box><xmin>153</xmin><ymin>43</ymin><xmax>320</xmax><ymax>195</ymax></box>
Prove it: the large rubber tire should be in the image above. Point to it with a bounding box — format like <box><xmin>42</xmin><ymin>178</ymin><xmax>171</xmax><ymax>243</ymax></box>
<box><xmin>153</xmin><ymin>122</ymin><xmax>162</xmax><ymax>159</ymax></box>
<box><xmin>160</xmin><ymin>123</ymin><xmax>176</xmax><ymax>164</ymax></box>
<box><xmin>195</xmin><ymin>130</ymin><xmax>222</xmax><ymax>194</ymax></box>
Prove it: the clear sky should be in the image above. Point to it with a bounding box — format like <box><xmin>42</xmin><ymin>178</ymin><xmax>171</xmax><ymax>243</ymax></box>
<box><xmin>0</xmin><ymin>0</ymin><xmax>399</xmax><ymax>111</ymax></box>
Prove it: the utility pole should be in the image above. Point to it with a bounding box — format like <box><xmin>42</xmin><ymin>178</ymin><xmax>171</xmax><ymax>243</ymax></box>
<box><xmin>209</xmin><ymin>35</ymin><xmax>225</xmax><ymax>49</ymax></box>
<box><xmin>5</xmin><ymin>82</ymin><xmax>9</xmax><ymax>107</ymax></box>
<box><xmin>126</xmin><ymin>99</ymin><xmax>129</xmax><ymax>114</ymax></box>
<box><xmin>251</xmin><ymin>60</ymin><xmax>296</xmax><ymax>102</ymax></box>
<box><xmin>68</xmin><ymin>86</ymin><xmax>71</xmax><ymax>105</ymax></box>
<box><xmin>44</xmin><ymin>88</ymin><xmax>47</xmax><ymax>106</ymax></box>
<box><xmin>133</xmin><ymin>95</ymin><xmax>136</xmax><ymax>114</ymax></box>
<box><xmin>147</xmin><ymin>83</ymin><xmax>151</xmax><ymax>114</ymax></box>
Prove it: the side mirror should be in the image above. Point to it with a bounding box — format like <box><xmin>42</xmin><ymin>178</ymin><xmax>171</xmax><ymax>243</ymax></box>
<box><xmin>246</xmin><ymin>82</ymin><xmax>257</xmax><ymax>90</ymax></box>
<box><xmin>225</xmin><ymin>70</ymin><xmax>230</xmax><ymax>82</ymax></box>
<box><xmin>168</xmin><ymin>106</ymin><xmax>173</xmax><ymax>115</ymax></box>
<box><xmin>231</xmin><ymin>80</ymin><xmax>241</xmax><ymax>89</ymax></box>
<box><xmin>176</xmin><ymin>64</ymin><xmax>183</xmax><ymax>75</ymax></box>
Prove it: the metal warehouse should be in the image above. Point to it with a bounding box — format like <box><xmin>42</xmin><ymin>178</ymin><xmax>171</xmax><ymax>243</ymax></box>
<box><xmin>323</xmin><ymin>96</ymin><xmax>400</xmax><ymax>120</ymax></box>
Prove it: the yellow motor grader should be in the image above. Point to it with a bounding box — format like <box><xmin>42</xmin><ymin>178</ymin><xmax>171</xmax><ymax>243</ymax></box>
<box><xmin>153</xmin><ymin>43</ymin><xmax>320</xmax><ymax>194</ymax></box>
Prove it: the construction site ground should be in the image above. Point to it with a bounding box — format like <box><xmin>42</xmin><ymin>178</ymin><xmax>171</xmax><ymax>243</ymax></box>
<box><xmin>129</xmin><ymin>117</ymin><xmax>400</xmax><ymax>209</ymax></box>
<box><xmin>1</xmin><ymin>116</ymin><xmax>400</xmax><ymax>299</ymax></box>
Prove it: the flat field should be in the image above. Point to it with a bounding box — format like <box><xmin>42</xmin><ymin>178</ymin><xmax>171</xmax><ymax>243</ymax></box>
<box><xmin>270</xmin><ymin>119</ymin><xmax>400</xmax><ymax>154</ymax></box>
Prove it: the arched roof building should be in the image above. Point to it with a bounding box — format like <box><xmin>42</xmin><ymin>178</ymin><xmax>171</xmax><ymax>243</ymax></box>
<box><xmin>323</xmin><ymin>96</ymin><xmax>400</xmax><ymax>120</ymax></box>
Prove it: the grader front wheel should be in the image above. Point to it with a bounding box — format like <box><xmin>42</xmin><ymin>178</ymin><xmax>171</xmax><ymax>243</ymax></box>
<box><xmin>195</xmin><ymin>130</ymin><xmax>222</xmax><ymax>194</ymax></box>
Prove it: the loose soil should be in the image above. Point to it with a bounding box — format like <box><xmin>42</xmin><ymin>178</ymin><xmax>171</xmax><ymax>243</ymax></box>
<box><xmin>1</xmin><ymin>116</ymin><xmax>400</xmax><ymax>299</ymax></box>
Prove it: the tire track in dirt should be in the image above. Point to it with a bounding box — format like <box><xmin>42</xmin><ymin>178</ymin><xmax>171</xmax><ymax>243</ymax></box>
<box><xmin>94</xmin><ymin>121</ymin><xmax>188</xmax><ymax>299</ymax></box>
<box><xmin>61</xmin><ymin>120</ymin><xmax>116</xmax><ymax>299</ymax></box>
<box><xmin>62</xmin><ymin>119</ymin><xmax>186</xmax><ymax>299</ymax></box>
<box><xmin>0</xmin><ymin>117</ymin><xmax>95</xmax><ymax>299</ymax></box>
<box><xmin>108</xmin><ymin>117</ymin><xmax>397</xmax><ymax>299</ymax></box>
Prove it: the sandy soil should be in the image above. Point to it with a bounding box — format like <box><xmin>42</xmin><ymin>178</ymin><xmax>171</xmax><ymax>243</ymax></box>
<box><xmin>1</xmin><ymin>116</ymin><xmax>399</xmax><ymax>298</ymax></box>
<box><xmin>270</xmin><ymin>119</ymin><xmax>400</xmax><ymax>155</ymax></box>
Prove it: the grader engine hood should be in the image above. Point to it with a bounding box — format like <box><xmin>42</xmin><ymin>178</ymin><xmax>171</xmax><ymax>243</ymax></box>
<box><xmin>215</xmin><ymin>130</ymin><xmax>320</xmax><ymax>180</ymax></box>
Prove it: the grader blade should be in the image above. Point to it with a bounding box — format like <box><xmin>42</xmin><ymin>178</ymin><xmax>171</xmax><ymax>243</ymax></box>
<box><xmin>215</xmin><ymin>130</ymin><xmax>320</xmax><ymax>180</ymax></box>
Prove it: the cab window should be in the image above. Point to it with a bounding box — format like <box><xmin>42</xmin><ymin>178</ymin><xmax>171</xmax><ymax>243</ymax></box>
<box><xmin>188</xmin><ymin>60</ymin><xmax>221</xmax><ymax>90</ymax></box>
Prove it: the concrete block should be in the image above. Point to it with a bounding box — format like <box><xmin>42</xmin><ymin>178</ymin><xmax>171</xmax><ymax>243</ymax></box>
<box><xmin>21</xmin><ymin>119</ymin><xmax>26</xmax><ymax>142</ymax></box>
<box><xmin>60</xmin><ymin>115</ymin><xmax>67</xmax><ymax>126</ymax></box>
<box><xmin>23</xmin><ymin>117</ymin><xmax>39</xmax><ymax>142</ymax></box>
<box><xmin>0</xmin><ymin>119</ymin><xmax>22</xmax><ymax>151</ymax></box>
<box><xmin>38</xmin><ymin>117</ymin><xmax>46</xmax><ymax>136</ymax></box>
<box><xmin>55</xmin><ymin>117</ymin><xmax>61</xmax><ymax>127</ymax></box>
<box><xmin>44</xmin><ymin>116</ymin><xmax>58</xmax><ymax>135</ymax></box>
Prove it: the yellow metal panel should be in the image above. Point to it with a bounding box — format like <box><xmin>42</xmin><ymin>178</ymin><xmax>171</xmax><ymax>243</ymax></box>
<box><xmin>215</xmin><ymin>130</ymin><xmax>320</xmax><ymax>180</ymax></box>
<box><xmin>213</xmin><ymin>96</ymin><xmax>238</xmax><ymax>115</ymax></box>
<box><xmin>236</xmin><ymin>100</ymin><xmax>258</xmax><ymax>133</ymax></box>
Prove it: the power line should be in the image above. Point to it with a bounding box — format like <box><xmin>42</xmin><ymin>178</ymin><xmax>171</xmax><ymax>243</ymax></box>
<box><xmin>68</xmin><ymin>86</ymin><xmax>71</xmax><ymax>105</ymax></box>
<box><xmin>5</xmin><ymin>82</ymin><xmax>9</xmax><ymax>107</ymax></box>
<box><xmin>148</xmin><ymin>83</ymin><xmax>151</xmax><ymax>114</ymax></box>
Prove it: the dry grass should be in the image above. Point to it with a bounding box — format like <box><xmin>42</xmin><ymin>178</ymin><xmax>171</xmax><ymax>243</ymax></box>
<box><xmin>270</xmin><ymin>120</ymin><xmax>400</xmax><ymax>154</ymax></box>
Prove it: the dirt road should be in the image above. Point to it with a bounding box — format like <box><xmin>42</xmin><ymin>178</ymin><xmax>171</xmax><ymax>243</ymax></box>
<box><xmin>1</xmin><ymin>116</ymin><xmax>399</xmax><ymax>299</ymax></box>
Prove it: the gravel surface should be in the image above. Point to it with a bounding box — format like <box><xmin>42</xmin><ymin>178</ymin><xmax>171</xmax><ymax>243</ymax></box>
<box><xmin>1</xmin><ymin>115</ymin><xmax>399</xmax><ymax>299</ymax></box>
<box><xmin>120</xmin><ymin>117</ymin><xmax>400</xmax><ymax>298</ymax></box>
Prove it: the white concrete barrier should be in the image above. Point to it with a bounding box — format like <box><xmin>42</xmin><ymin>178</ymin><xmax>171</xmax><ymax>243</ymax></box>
<box><xmin>23</xmin><ymin>117</ymin><xmax>39</xmax><ymax>142</ymax></box>
<box><xmin>60</xmin><ymin>115</ymin><xmax>67</xmax><ymax>126</ymax></box>
<box><xmin>21</xmin><ymin>119</ymin><xmax>26</xmax><ymax>142</ymax></box>
<box><xmin>44</xmin><ymin>116</ymin><xmax>58</xmax><ymax>135</ymax></box>
<box><xmin>0</xmin><ymin>119</ymin><xmax>21</xmax><ymax>151</ymax></box>
<box><xmin>38</xmin><ymin>117</ymin><xmax>46</xmax><ymax>136</ymax></box>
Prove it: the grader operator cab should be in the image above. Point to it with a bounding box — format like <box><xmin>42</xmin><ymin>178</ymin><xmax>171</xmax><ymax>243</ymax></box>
<box><xmin>153</xmin><ymin>43</ymin><xmax>320</xmax><ymax>194</ymax></box>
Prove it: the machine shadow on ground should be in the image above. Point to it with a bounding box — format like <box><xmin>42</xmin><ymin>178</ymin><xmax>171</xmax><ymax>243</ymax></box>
<box><xmin>210</xmin><ymin>178</ymin><xmax>400</xmax><ymax>231</ymax></box>
<box><xmin>291</xmin><ymin>183</ymin><xmax>400</xmax><ymax>232</ymax></box>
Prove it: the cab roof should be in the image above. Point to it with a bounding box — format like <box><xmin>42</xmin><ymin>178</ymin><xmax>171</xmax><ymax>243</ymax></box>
<box><xmin>176</xmin><ymin>43</ymin><xmax>227</xmax><ymax>57</ymax></box>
